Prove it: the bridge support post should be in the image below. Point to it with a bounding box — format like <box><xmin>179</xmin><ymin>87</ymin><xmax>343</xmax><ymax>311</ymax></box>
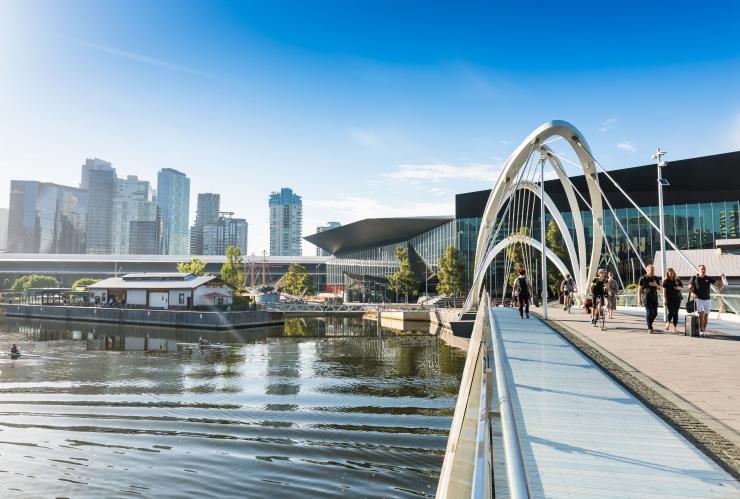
<box><xmin>540</xmin><ymin>154</ymin><xmax>548</xmax><ymax>320</ymax></box>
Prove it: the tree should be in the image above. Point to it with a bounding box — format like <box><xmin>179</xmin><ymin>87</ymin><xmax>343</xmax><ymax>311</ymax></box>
<box><xmin>388</xmin><ymin>245</ymin><xmax>417</xmax><ymax>303</ymax></box>
<box><xmin>282</xmin><ymin>263</ymin><xmax>316</xmax><ymax>296</ymax></box>
<box><xmin>2</xmin><ymin>278</ymin><xmax>10</xmax><ymax>290</ymax></box>
<box><xmin>437</xmin><ymin>245</ymin><xmax>465</xmax><ymax>296</ymax></box>
<box><xmin>177</xmin><ymin>257</ymin><xmax>207</xmax><ymax>276</ymax></box>
<box><xmin>545</xmin><ymin>220</ymin><xmax>570</xmax><ymax>297</ymax></box>
<box><xmin>72</xmin><ymin>277</ymin><xmax>100</xmax><ymax>289</ymax></box>
<box><xmin>506</xmin><ymin>226</ymin><xmax>529</xmax><ymax>286</ymax></box>
<box><xmin>12</xmin><ymin>274</ymin><xmax>59</xmax><ymax>291</ymax></box>
<box><xmin>220</xmin><ymin>245</ymin><xmax>243</xmax><ymax>289</ymax></box>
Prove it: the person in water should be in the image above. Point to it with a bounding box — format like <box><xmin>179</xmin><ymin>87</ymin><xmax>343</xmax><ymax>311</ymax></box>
<box><xmin>10</xmin><ymin>344</ymin><xmax>20</xmax><ymax>357</ymax></box>
<box><xmin>198</xmin><ymin>336</ymin><xmax>209</xmax><ymax>346</ymax></box>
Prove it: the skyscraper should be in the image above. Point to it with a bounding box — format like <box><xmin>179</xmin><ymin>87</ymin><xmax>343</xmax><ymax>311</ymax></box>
<box><xmin>202</xmin><ymin>213</ymin><xmax>248</xmax><ymax>256</ymax></box>
<box><xmin>86</xmin><ymin>169</ymin><xmax>116</xmax><ymax>254</ymax></box>
<box><xmin>112</xmin><ymin>175</ymin><xmax>155</xmax><ymax>254</ymax></box>
<box><xmin>157</xmin><ymin>168</ymin><xmax>190</xmax><ymax>255</ymax></box>
<box><xmin>80</xmin><ymin>158</ymin><xmax>115</xmax><ymax>190</ymax></box>
<box><xmin>315</xmin><ymin>221</ymin><xmax>341</xmax><ymax>256</ymax></box>
<box><xmin>8</xmin><ymin>180</ymin><xmax>88</xmax><ymax>253</ymax></box>
<box><xmin>269</xmin><ymin>187</ymin><xmax>303</xmax><ymax>256</ymax></box>
<box><xmin>0</xmin><ymin>208</ymin><xmax>8</xmax><ymax>251</ymax></box>
<box><xmin>189</xmin><ymin>193</ymin><xmax>220</xmax><ymax>255</ymax></box>
<box><xmin>129</xmin><ymin>201</ymin><xmax>163</xmax><ymax>255</ymax></box>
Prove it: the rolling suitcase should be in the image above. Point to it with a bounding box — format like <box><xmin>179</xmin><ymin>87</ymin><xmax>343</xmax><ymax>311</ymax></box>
<box><xmin>685</xmin><ymin>313</ymin><xmax>700</xmax><ymax>337</ymax></box>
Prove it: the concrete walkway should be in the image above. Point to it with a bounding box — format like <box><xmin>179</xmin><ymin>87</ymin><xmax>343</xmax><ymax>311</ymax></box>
<box><xmin>493</xmin><ymin>307</ymin><xmax>740</xmax><ymax>498</ymax></box>
<box><xmin>545</xmin><ymin>304</ymin><xmax>740</xmax><ymax>447</ymax></box>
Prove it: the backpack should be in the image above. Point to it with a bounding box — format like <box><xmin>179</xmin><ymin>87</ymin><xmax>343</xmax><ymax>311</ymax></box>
<box><xmin>518</xmin><ymin>276</ymin><xmax>529</xmax><ymax>296</ymax></box>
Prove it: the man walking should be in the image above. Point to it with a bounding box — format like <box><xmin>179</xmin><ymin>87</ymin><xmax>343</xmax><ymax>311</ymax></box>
<box><xmin>513</xmin><ymin>268</ymin><xmax>530</xmax><ymax>319</ymax></box>
<box><xmin>689</xmin><ymin>264</ymin><xmax>726</xmax><ymax>336</ymax></box>
<box><xmin>639</xmin><ymin>264</ymin><xmax>661</xmax><ymax>334</ymax></box>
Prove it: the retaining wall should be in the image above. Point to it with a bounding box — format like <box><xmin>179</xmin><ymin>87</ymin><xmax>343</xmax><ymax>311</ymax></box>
<box><xmin>0</xmin><ymin>304</ymin><xmax>284</xmax><ymax>330</ymax></box>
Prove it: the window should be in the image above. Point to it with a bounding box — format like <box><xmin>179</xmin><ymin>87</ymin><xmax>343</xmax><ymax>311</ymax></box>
<box><xmin>179</xmin><ymin>293</ymin><xmax>185</xmax><ymax>304</ymax></box>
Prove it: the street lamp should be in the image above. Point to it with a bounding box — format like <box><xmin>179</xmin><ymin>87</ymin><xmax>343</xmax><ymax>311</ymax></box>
<box><xmin>652</xmin><ymin>147</ymin><xmax>669</xmax><ymax>321</ymax></box>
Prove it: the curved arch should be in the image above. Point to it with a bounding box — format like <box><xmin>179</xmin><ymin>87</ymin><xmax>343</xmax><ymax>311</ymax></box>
<box><xmin>472</xmin><ymin>120</ymin><xmax>603</xmax><ymax>306</ymax></box>
<box><xmin>510</xmin><ymin>180</ymin><xmax>579</xmax><ymax>282</ymax></box>
<box><xmin>471</xmin><ymin>234</ymin><xmax>571</xmax><ymax>304</ymax></box>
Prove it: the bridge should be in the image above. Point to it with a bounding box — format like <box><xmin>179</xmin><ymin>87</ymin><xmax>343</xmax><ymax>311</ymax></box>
<box><xmin>436</xmin><ymin>121</ymin><xmax>740</xmax><ymax>498</ymax></box>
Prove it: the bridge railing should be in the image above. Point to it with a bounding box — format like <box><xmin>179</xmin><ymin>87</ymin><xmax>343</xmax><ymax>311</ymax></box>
<box><xmin>437</xmin><ymin>294</ymin><xmax>531</xmax><ymax>499</ymax></box>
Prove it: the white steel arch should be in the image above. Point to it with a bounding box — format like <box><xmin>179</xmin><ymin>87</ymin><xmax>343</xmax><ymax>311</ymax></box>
<box><xmin>470</xmin><ymin>234</ymin><xmax>571</xmax><ymax>303</ymax></box>
<box><xmin>472</xmin><ymin>120</ymin><xmax>603</xmax><ymax>306</ymax></box>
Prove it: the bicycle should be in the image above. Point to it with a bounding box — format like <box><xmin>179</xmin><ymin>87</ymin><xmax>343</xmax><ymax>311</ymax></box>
<box><xmin>563</xmin><ymin>292</ymin><xmax>575</xmax><ymax>314</ymax></box>
<box><xmin>591</xmin><ymin>295</ymin><xmax>606</xmax><ymax>330</ymax></box>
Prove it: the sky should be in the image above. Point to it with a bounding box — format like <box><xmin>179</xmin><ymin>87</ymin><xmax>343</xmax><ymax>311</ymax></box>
<box><xmin>1</xmin><ymin>0</ymin><xmax>739</xmax><ymax>255</ymax></box>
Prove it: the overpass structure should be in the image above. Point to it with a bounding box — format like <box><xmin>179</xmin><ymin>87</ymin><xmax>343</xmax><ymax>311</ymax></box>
<box><xmin>438</xmin><ymin>121</ymin><xmax>740</xmax><ymax>497</ymax></box>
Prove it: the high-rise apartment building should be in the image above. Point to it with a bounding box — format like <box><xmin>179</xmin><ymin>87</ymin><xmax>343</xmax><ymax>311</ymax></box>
<box><xmin>80</xmin><ymin>158</ymin><xmax>115</xmax><ymax>190</ymax></box>
<box><xmin>86</xmin><ymin>169</ymin><xmax>116</xmax><ymax>254</ymax></box>
<box><xmin>0</xmin><ymin>208</ymin><xmax>8</xmax><ymax>251</ymax></box>
<box><xmin>112</xmin><ymin>175</ymin><xmax>155</xmax><ymax>254</ymax></box>
<box><xmin>269</xmin><ymin>187</ymin><xmax>302</xmax><ymax>256</ymax></box>
<box><xmin>202</xmin><ymin>212</ymin><xmax>248</xmax><ymax>256</ymax></box>
<box><xmin>189</xmin><ymin>193</ymin><xmax>220</xmax><ymax>254</ymax></box>
<box><xmin>8</xmin><ymin>180</ymin><xmax>88</xmax><ymax>253</ymax></box>
<box><xmin>315</xmin><ymin>221</ymin><xmax>341</xmax><ymax>256</ymax></box>
<box><xmin>157</xmin><ymin>168</ymin><xmax>190</xmax><ymax>255</ymax></box>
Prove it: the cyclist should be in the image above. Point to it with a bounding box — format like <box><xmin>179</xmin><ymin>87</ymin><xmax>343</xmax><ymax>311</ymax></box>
<box><xmin>590</xmin><ymin>268</ymin><xmax>608</xmax><ymax>326</ymax></box>
<box><xmin>560</xmin><ymin>274</ymin><xmax>576</xmax><ymax>310</ymax></box>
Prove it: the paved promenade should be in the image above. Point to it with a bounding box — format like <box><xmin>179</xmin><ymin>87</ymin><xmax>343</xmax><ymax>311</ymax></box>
<box><xmin>494</xmin><ymin>307</ymin><xmax>740</xmax><ymax>498</ymax></box>
<box><xmin>544</xmin><ymin>304</ymin><xmax>740</xmax><ymax>448</ymax></box>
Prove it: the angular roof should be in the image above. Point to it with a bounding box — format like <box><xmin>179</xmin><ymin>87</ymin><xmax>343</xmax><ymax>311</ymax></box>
<box><xmin>304</xmin><ymin>217</ymin><xmax>453</xmax><ymax>255</ymax></box>
<box><xmin>88</xmin><ymin>274</ymin><xmax>230</xmax><ymax>290</ymax></box>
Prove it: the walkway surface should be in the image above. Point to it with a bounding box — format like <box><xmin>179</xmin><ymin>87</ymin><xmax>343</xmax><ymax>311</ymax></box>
<box><xmin>493</xmin><ymin>307</ymin><xmax>740</xmax><ymax>498</ymax></box>
<box><xmin>546</xmin><ymin>305</ymin><xmax>740</xmax><ymax>446</ymax></box>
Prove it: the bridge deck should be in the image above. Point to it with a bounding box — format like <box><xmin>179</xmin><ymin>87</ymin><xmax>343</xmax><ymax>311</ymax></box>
<box><xmin>493</xmin><ymin>307</ymin><xmax>739</xmax><ymax>498</ymax></box>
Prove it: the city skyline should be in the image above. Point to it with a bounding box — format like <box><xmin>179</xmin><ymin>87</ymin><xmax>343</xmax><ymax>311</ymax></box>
<box><xmin>1</xmin><ymin>1</ymin><xmax>739</xmax><ymax>254</ymax></box>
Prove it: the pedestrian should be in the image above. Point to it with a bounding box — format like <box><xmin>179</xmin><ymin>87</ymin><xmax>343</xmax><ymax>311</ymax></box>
<box><xmin>606</xmin><ymin>271</ymin><xmax>619</xmax><ymax>319</ymax></box>
<box><xmin>662</xmin><ymin>267</ymin><xmax>683</xmax><ymax>332</ymax></box>
<box><xmin>590</xmin><ymin>268</ymin><xmax>607</xmax><ymax>326</ymax></box>
<box><xmin>513</xmin><ymin>268</ymin><xmax>530</xmax><ymax>319</ymax></box>
<box><xmin>638</xmin><ymin>264</ymin><xmax>661</xmax><ymax>334</ymax></box>
<box><xmin>689</xmin><ymin>264</ymin><xmax>726</xmax><ymax>336</ymax></box>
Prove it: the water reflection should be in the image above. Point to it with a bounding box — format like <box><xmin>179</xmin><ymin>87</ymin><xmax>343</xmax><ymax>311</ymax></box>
<box><xmin>0</xmin><ymin>315</ymin><xmax>465</xmax><ymax>498</ymax></box>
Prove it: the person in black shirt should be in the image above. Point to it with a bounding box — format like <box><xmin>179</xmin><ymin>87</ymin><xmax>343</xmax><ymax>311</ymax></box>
<box><xmin>638</xmin><ymin>264</ymin><xmax>661</xmax><ymax>334</ymax></box>
<box><xmin>689</xmin><ymin>264</ymin><xmax>726</xmax><ymax>336</ymax></box>
<box><xmin>661</xmin><ymin>267</ymin><xmax>683</xmax><ymax>332</ymax></box>
<box><xmin>512</xmin><ymin>268</ymin><xmax>530</xmax><ymax>319</ymax></box>
<box><xmin>590</xmin><ymin>268</ymin><xmax>607</xmax><ymax>326</ymax></box>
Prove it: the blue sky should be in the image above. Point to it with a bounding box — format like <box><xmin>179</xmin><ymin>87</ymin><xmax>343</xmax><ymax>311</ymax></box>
<box><xmin>1</xmin><ymin>0</ymin><xmax>739</xmax><ymax>254</ymax></box>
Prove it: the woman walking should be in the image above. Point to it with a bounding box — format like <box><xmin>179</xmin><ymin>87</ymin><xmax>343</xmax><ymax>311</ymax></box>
<box><xmin>606</xmin><ymin>271</ymin><xmax>619</xmax><ymax>319</ymax></box>
<box><xmin>513</xmin><ymin>268</ymin><xmax>530</xmax><ymax>319</ymax></box>
<box><xmin>662</xmin><ymin>267</ymin><xmax>683</xmax><ymax>332</ymax></box>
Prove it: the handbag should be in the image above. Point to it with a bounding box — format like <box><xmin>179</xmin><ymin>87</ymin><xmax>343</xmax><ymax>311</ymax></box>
<box><xmin>686</xmin><ymin>299</ymin><xmax>696</xmax><ymax>314</ymax></box>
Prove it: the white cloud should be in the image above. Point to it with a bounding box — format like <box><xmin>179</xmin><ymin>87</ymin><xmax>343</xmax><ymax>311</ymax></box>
<box><xmin>347</xmin><ymin>128</ymin><xmax>383</xmax><ymax>149</ymax></box>
<box><xmin>599</xmin><ymin>118</ymin><xmax>619</xmax><ymax>132</ymax></box>
<box><xmin>617</xmin><ymin>142</ymin><xmax>637</xmax><ymax>153</ymax></box>
<box><xmin>382</xmin><ymin>163</ymin><xmax>501</xmax><ymax>183</ymax></box>
<box><xmin>305</xmin><ymin>195</ymin><xmax>453</xmax><ymax>222</ymax></box>
<box><xmin>71</xmin><ymin>38</ymin><xmax>213</xmax><ymax>78</ymax></box>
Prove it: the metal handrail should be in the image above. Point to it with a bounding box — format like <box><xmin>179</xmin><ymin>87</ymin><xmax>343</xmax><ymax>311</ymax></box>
<box><xmin>488</xmin><ymin>307</ymin><xmax>530</xmax><ymax>499</ymax></box>
<box><xmin>471</xmin><ymin>300</ymin><xmax>493</xmax><ymax>498</ymax></box>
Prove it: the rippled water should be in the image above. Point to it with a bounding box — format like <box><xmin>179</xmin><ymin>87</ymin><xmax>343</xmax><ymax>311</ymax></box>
<box><xmin>0</xmin><ymin>315</ymin><xmax>465</xmax><ymax>498</ymax></box>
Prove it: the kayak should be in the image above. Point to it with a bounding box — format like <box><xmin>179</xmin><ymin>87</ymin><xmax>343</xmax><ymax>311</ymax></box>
<box><xmin>176</xmin><ymin>343</ymin><xmax>230</xmax><ymax>351</ymax></box>
<box><xmin>9</xmin><ymin>353</ymin><xmax>20</xmax><ymax>360</ymax></box>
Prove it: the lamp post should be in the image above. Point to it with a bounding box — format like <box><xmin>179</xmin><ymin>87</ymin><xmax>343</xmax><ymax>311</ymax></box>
<box><xmin>539</xmin><ymin>154</ymin><xmax>548</xmax><ymax>319</ymax></box>
<box><xmin>652</xmin><ymin>147</ymin><xmax>669</xmax><ymax>321</ymax></box>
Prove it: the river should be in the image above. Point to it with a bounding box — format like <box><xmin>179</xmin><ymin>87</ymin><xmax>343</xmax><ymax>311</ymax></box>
<box><xmin>0</xmin><ymin>315</ymin><xmax>465</xmax><ymax>498</ymax></box>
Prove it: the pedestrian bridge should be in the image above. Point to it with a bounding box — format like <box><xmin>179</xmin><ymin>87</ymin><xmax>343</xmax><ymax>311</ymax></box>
<box><xmin>436</xmin><ymin>296</ymin><xmax>739</xmax><ymax>498</ymax></box>
<box><xmin>439</xmin><ymin>119</ymin><xmax>739</xmax><ymax>497</ymax></box>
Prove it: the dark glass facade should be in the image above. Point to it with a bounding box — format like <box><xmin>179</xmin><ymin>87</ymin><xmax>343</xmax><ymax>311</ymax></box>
<box><xmin>86</xmin><ymin>169</ymin><xmax>116</xmax><ymax>254</ymax></box>
<box><xmin>7</xmin><ymin>181</ymin><xmax>87</xmax><ymax>254</ymax></box>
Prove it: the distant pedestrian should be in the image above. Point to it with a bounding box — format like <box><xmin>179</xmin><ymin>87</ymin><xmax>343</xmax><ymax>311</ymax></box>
<box><xmin>689</xmin><ymin>264</ymin><xmax>726</xmax><ymax>336</ymax></box>
<box><xmin>513</xmin><ymin>268</ymin><xmax>530</xmax><ymax>319</ymax></box>
<box><xmin>662</xmin><ymin>267</ymin><xmax>683</xmax><ymax>332</ymax></box>
<box><xmin>606</xmin><ymin>271</ymin><xmax>619</xmax><ymax>319</ymax></box>
<box><xmin>639</xmin><ymin>264</ymin><xmax>661</xmax><ymax>334</ymax></box>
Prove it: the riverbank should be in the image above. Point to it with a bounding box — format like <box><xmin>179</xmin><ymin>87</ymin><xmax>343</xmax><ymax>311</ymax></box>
<box><xmin>0</xmin><ymin>303</ymin><xmax>284</xmax><ymax>330</ymax></box>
